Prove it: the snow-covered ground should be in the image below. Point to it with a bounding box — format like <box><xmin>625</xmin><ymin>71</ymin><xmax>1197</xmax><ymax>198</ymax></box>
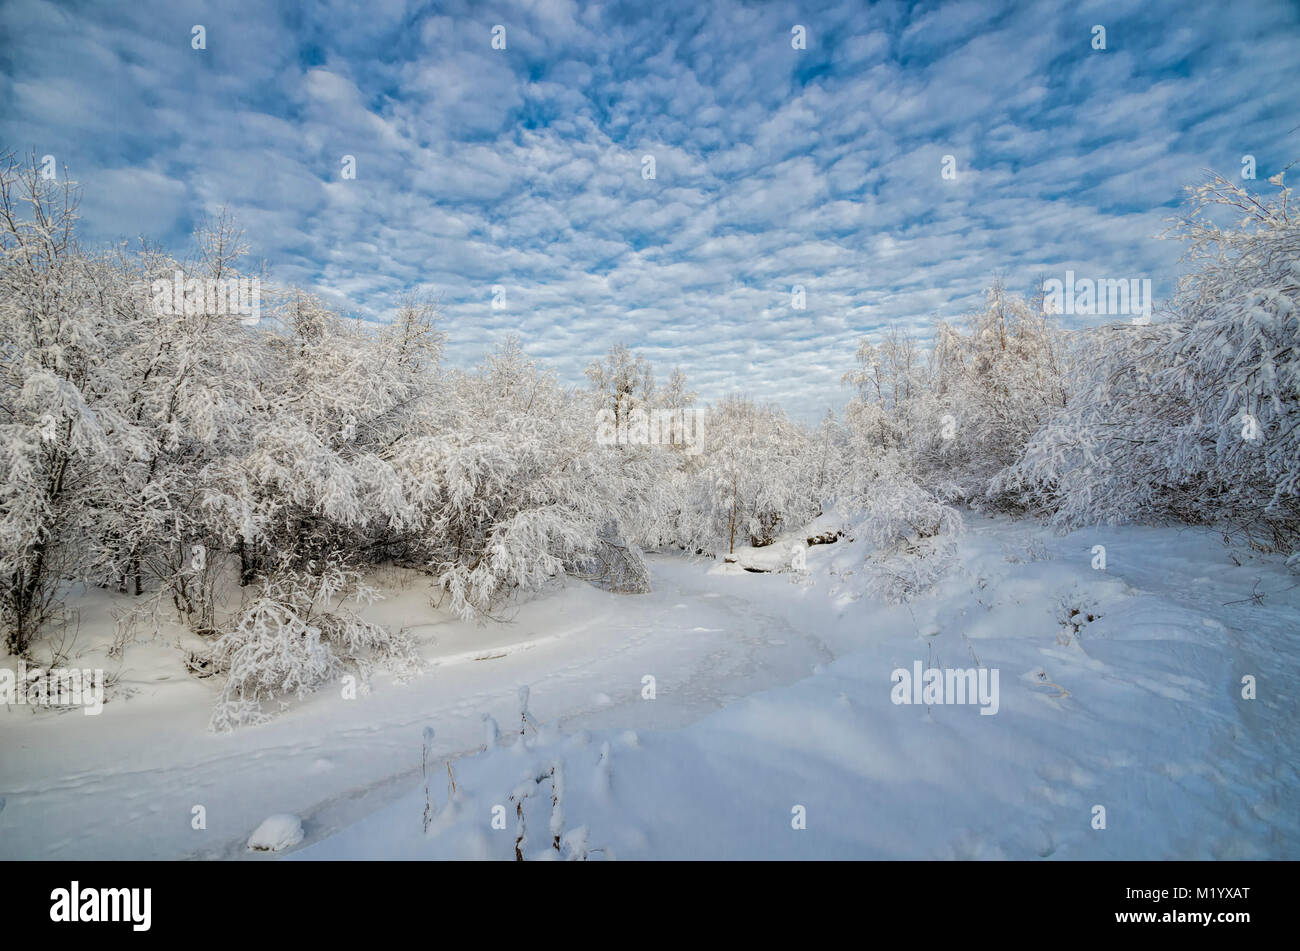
<box><xmin>2</xmin><ymin>515</ymin><xmax>1297</xmax><ymax>859</ymax></box>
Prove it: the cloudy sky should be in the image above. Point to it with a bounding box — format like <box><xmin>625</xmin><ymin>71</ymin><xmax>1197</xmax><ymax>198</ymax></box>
<box><xmin>2</xmin><ymin>0</ymin><xmax>1298</xmax><ymax>420</ymax></box>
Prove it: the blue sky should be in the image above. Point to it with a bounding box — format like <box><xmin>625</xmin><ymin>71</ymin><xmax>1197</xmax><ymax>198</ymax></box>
<box><xmin>3</xmin><ymin>0</ymin><xmax>1298</xmax><ymax>420</ymax></box>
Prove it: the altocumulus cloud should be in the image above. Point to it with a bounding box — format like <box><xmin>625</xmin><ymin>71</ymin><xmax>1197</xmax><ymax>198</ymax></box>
<box><xmin>2</xmin><ymin>0</ymin><xmax>1298</xmax><ymax>419</ymax></box>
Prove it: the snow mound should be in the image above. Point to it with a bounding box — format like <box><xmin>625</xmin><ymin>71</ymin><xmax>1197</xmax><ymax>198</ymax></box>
<box><xmin>247</xmin><ymin>814</ymin><xmax>305</xmax><ymax>852</ymax></box>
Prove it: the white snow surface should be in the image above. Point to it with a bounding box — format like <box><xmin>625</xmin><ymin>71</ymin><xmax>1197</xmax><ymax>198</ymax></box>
<box><xmin>2</xmin><ymin>515</ymin><xmax>1297</xmax><ymax>859</ymax></box>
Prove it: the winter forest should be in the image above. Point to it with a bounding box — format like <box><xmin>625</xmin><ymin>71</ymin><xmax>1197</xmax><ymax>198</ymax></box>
<box><xmin>3</xmin><ymin>0</ymin><xmax>1300</xmax><ymax>869</ymax></box>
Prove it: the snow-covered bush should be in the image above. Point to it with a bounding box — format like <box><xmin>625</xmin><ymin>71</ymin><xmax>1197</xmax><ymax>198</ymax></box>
<box><xmin>841</xmin><ymin>291</ymin><xmax>1068</xmax><ymax>509</ymax></box>
<box><xmin>998</xmin><ymin>172</ymin><xmax>1300</xmax><ymax>553</ymax></box>
<box><xmin>675</xmin><ymin>395</ymin><xmax>823</xmax><ymax>554</ymax></box>
<box><xmin>207</xmin><ymin>562</ymin><xmax>418</xmax><ymax>731</ymax></box>
<box><xmin>925</xmin><ymin>284</ymin><xmax>1069</xmax><ymax>505</ymax></box>
<box><xmin>391</xmin><ymin>339</ymin><xmax>670</xmax><ymax>618</ymax></box>
<box><xmin>839</xmin><ymin>338</ymin><xmax>966</xmax><ymax>602</ymax></box>
<box><xmin>0</xmin><ymin>154</ymin><xmax>147</xmax><ymax>653</ymax></box>
<box><xmin>843</xmin><ymin>451</ymin><xmax>964</xmax><ymax>603</ymax></box>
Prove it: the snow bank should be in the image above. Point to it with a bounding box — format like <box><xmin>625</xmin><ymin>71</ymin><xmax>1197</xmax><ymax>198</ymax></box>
<box><xmin>294</xmin><ymin>517</ymin><xmax>1300</xmax><ymax>860</ymax></box>
<box><xmin>4</xmin><ymin>516</ymin><xmax>1296</xmax><ymax>860</ymax></box>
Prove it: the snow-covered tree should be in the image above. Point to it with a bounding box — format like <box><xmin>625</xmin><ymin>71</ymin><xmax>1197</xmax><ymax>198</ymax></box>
<box><xmin>585</xmin><ymin>343</ymin><xmax>655</xmax><ymax>430</ymax></box>
<box><xmin>0</xmin><ymin>154</ymin><xmax>145</xmax><ymax>653</ymax></box>
<box><xmin>998</xmin><ymin>171</ymin><xmax>1300</xmax><ymax>554</ymax></box>
<box><xmin>677</xmin><ymin>396</ymin><xmax>820</xmax><ymax>553</ymax></box>
<box><xmin>392</xmin><ymin>338</ymin><xmax>670</xmax><ymax>617</ymax></box>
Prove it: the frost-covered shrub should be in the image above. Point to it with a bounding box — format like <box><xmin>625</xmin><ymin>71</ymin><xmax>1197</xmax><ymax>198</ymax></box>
<box><xmin>849</xmin><ymin>457</ymin><xmax>963</xmax><ymax>549</ymax></box>
<box><xmin>0</xmin><ymin>156</ymin><xmax>147</xmax><ymax>653</ymax></box>
<box><xmin>841</xmin><ymin>291</ymin><xmax>1068</xmax><ymax>510</ymax></box>
<box><xmin>389</xmin><ymin>339</ymin><xmax>675</xmax><ymax>618</ymax></box>
<box><xmin>837</xmin><ymin>293</ymin><xmax>1071</xmax><ymax>511</ymax></box>
<box><xmin>844</xmin><ymin>453</ymin><xmax>964</xmax><ymax>603</ymax></box>
<box><xmin>998</xmin><ymin>172</ymin><xmax>1300</xmax><ymax>553</ymax></box>
<box><xmin>207</xmin><ymin>563</ymin><xmax>418</xmax><ymax>731</ymax></box>
<box><xmin>566</xmin><ymin>529</ymin><xmax>652</xmax><ymax>594</ymax></box>
<box><xmin>208</xmin><ymin>597</ymin><xmax>341</xmax><ymax>731</ymax></box>
<box><xmin>928</xmin><ymin>287</ymin><xmax>1070</xmax><ymax>508</ymax></box>
<box><xmin>675</xmin><ymin>395</ymin><xmax>825</xmax><ymax>554</ymax></box>
<box><xmin>838</xmin><ymin>339</ymin><xmax>968</xmax><ymax>601</ymax></box>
